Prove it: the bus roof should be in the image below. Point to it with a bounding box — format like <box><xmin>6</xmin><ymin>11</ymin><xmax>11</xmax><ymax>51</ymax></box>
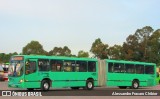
<box><xmin>12</xmin><ymin>55</ymin><xmax>98</xmax><ymax>61</ymax></box>
<box><xmin>106</xmin><ymin>59</ymin><xmax>156</xmax><ymax>65</ymax></box>
<box><xmin>11</xmin><ymin>55</ymin><xmax>156</xmax><ymax>65</ymax></box>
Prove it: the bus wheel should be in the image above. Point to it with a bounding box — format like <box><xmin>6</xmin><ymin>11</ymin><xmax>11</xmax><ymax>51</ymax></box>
<box><xmin>86</xmin><ymin>80</ymin><xmax>94</xmax><ymax>90</ymax></box>
<box><xmin>132</xmin><ymin>80</ymin><xmax>139</xmax><ymax>89</ymax></box>
<box><xmin>27</xmin><ymin>88</ymin><xmax>34</xmax><ymax>91</ymax></box>
<box><xmin>119</xmin><ymin>86</ymin><xmax>127</xmax><ymax>89</ymax></box>
<box><xmin>41</xmin><ymin>80</ymin><xmax>50</xmax><ymax>91</ymax></box>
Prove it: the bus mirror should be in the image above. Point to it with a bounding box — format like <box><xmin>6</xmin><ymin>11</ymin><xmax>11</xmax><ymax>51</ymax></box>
<box><xmin>25</xmin><ymin>60</ymin><xmax>30</xmax><ymax>66</ymax></box>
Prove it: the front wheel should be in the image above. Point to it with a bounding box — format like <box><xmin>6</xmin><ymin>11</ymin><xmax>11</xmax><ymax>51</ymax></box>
<box><xmin>41</xmin><ymin>80</ymin><xmax>50</xmax><ymax>91</ymax></box>
<box><xmin>85</xmin><ymin>80</ymin><xmax>94</xmax><ymax>90</ymax></box>
<box><xmin>132</xmin><ymin>80</ymin><xmax>139</xmax><ymax>89</ymax></box>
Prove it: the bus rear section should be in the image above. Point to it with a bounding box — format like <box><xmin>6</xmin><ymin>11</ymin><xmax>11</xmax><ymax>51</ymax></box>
<box><xmin>98</xmin><ymin>59</ymin><xmax>157</xmax><ymax>89</ymax></box>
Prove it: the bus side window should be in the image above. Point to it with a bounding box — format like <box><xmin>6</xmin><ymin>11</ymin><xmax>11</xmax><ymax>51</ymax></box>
<box><xmin>88</xmin><ymin>61</ymin><xmax>96</xmax><ymax>72</ymax></box>
<box><xmin>50</xmin><ymin>60</ymin><xmax>63</xmax><ymax>72</ymax></box>
<box><xmin>135</xmin><ymin>64</ymin><xmax>144</xmax><ymax>74</ymax></box>
<box><xmin>125</xmin><ymin>64</ymin><xmax>135</xmax><ymax>73</ymax></box>
<box><xmin>114</xmin><ymin>63</ymin><xmax>125</xmax><ymax>73</ymax></box>
<box><xmin>26</xmin><ymin>61</ymin><xmax>36</xmax><ymax>74</ymax></box>
<box><xmin>63</xmin><ymin>60</ymin><xmax>75</xmax><ymax>72</ymax></box>
<box><xmin>76</xmin><ymin>61</ymin><xmax>87</xmax><ymax>72</ymax></box>
<box><xmin>145</xmin><ymin>65</ymin><xmax>154</xmax><ymax>74</ymax></box>
<box><xmin>108</xmin><ymin>62</ymin><xmax>114</xmax><ymax>72</ymax></box>
<box><xmin>38</xmin><ymin>59</ymin><xmax>50</xmax><ymax>71</ymax></box>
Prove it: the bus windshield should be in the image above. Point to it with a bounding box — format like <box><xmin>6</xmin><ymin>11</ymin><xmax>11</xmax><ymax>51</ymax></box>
<box><xmin>8</xmin><ymin>61</ymin><xmax>24</xmax><ymax>77</ymax></box>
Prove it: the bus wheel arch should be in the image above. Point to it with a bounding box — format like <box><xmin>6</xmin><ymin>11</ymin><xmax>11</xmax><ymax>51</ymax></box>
<box><xmin>132</xmin><ymin>79</ymin><xmax>139</xmax><ymax>89</ymax></box>
<box><xmin>85</xmin><ymin>78</ymin><xmax>94</xmax><ymax>90</ymax></box>
<box><xmin>41</xmin><ymin>78</ymin><xmax>51</xmax><ymax>91</ymax></box>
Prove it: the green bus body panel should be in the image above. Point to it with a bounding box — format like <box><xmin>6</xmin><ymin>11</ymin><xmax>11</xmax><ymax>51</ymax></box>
<box><xmin>8</xmin><ymin>76</ymin><xmax>25</xmax><ymax>88</ymax></box>
<box><xmin>107</xmin><ymin>73</ymin><xmax>155</xmax><ymax>86</ymax></box>
<box><xmin>8</xmin><ymin>72</ymin><xmax>98</xmax><ymax>89</ymax></box>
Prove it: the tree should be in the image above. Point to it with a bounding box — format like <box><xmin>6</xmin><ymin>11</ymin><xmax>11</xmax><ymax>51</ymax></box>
<box><xmin>62</xmin><ymin>46</ymin><xmax>72</xmax><ymax>56</ymax></box>
<box><xmin>78</xmin><ymin>50</ymin><xmax>89</xmax><ymax>58</ymax></box>
<box><xmin>22</xmin><ymin>41</ymin><xmax>45</xmax><ymax>55</ymax></box>
<box><xmin>134</xmin><ymin>26</ymin><xmax>154</xmax><ymax>61</ymax></box>
<box><xmin>108</xmin><ymin>45</ymin><xmax>123</xmax><ymax>60</ymax></box>
<box><xmin>49</xmin><ymin>46</ymin><xmax>71</xmax><ymax>56</ymax></box>
<box><xmin>122</xmin><ymin>26</ymin><xmax>154</xmax><ymax>61</ymax></box>
<box><xmin>90</xmin><ymin>38</ymin><xmax>109</xmax><ymax>59</ymax></box>
<box><xmin>148</xmin><ymin>29</ymin><xmax>160</xmax><ymax>65</ymax></box>
<box><xmin>0</xmin><ymin>52</ymin><xmax>18</xmax><ymax>63</ymax></box>
<box><xmin>122</xmin><ymin>34</ymin><xmax>140</xmax><ymax>61</ymax></box>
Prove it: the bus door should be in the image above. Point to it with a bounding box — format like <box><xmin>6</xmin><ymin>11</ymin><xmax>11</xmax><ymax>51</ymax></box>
<box><xmin>24</xmin><ymin>59</ymin><xmax>40</xmax><ymax>88</ymax></box>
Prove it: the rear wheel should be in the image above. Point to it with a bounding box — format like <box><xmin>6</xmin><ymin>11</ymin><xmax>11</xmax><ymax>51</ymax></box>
<box><xmin>85</xmin><ymin>80</ymin><xmax>94</xmax><ymax>90</ymax></box>
<box><xmin>41</xmin><ymin>80</ymin><xmax>50</xmax><ymax>91</ymax></box>
<box><xmin>132</xmin><ymin>80</ymin><xmax>139</xmax><ymax>89</ymax></box>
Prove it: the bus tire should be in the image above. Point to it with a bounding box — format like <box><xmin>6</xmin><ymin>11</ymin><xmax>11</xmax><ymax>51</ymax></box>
<box><xmin>132</xmin><ymin>80</ymin><xmax>139</xmax><ymax>89</ymax></box>
<box><xmin>41</xmin><ymin>80</ymin><xmax>50</xmax><ymax>91</ymax></box>
<box><xmin>86</xmin><ymin>80</ymin><xmax>94</xmax><ymax>90</ymax></box>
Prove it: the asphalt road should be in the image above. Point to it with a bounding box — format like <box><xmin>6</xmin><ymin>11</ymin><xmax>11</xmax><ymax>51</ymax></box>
<box><xmin>0</xmin><ymin>81</ymin><xmax>160</xmax><ymax>99</ymax></box>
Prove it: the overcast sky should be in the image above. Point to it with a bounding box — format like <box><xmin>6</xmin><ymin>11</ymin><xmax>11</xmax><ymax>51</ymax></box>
<box><xmin>0</xmin><ymin>0</ymin><xmax>159</xmax><ymax>55</ymax></box>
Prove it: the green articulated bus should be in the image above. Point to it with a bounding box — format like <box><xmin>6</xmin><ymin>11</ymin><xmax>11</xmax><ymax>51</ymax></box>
<box><xmin>8</xmin><ymin>55</ymin><xmax>157</xmax><ymax>91</ymax></box>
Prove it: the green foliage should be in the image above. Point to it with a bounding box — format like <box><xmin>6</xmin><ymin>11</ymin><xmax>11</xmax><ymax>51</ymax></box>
<box><xmin>49</xmin><ymin>46</ymin><xmax>71</xmax><ymax>56</ymax></box>
<box><xmin>147</xmin><ymin>29</ymin><xmax>160</xmax><ymax>65</ymax></box>
<box><xmin>0</xmin><ymin>52</ymin><xmax>18</xmax><ymax>63</ymax></box>
<box><xmin>90</xmin><ymin>38</ymin><xmax>109</xmax><ymax>59</ymax></box>
<box><xmin>78</xmin><ymin>50</ymin><xmax>89</xmax><ymax>58</ymax></box>
<box><xmin>22</xmin><ymin>41</ymin><xmax>46</xmax><ymax>55</ymax></box>
<box><xmin>108</xmin><ymin>45</ymin><xmax>123</xmax><ymax>60</ymax></box>
<box><xmin>122</xmin><ymin>26</ymin><xmax>160</xmax><ymax>64</ymax></box>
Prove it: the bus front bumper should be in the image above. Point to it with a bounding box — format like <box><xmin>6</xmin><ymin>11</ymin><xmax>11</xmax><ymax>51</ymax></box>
<box><xmin>8</xmin><ymin>82</ymin><xmax>24</xmax><ymax>88</ymax></box>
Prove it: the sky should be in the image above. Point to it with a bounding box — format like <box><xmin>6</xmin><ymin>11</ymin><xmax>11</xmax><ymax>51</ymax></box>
<box><xmin>0</xmin><ymin>0</ymin><xmax>160</xmax><ymax>55</ymax></box>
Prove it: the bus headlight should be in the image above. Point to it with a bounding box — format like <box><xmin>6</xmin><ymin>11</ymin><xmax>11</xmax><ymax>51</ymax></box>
<box><xmin>19</xmin><ymin>79</ymin><xmax>24</xmax><ymax>83</ymax></box>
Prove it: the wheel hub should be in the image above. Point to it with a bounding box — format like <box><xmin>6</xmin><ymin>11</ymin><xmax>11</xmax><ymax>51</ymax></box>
<box><xmin>44</xmin><ymin>83</ymin><xmax>49</xmax><ymax>89</ymax></box>
<box><xmin>88</xmin><ymin>82</ymin><xmax>93</xmax><ymax>88</ymax></box>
